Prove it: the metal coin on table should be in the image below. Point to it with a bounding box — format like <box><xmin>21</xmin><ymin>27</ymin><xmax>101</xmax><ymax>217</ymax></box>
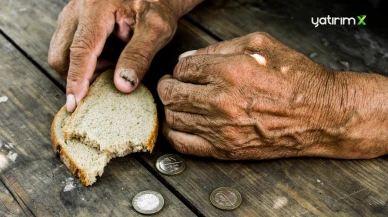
<box><xmin>132</xmin><ymin>190</ymin><xmax>164</xmax><ymax>214</ymax></box>
<box><xmin>210</xmin><ymin>187</ymin><xmax>242</xmax><ymax>210</ymax></box>
<box><xmin>155</xmin><ymin>154</ymin><xmax>186</xmax><ymax>175</ymax></box>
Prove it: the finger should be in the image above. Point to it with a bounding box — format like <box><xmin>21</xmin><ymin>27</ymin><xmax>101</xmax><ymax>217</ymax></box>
<box><xmin>66</xmin><ymin>13</ymin><xmax>115</xmax><ymax>112</ymax></box>
<box><xmin>179</xmin><ymin>32</ymin><xmax>277</xmax><ymax>58</ymax></box>
<box><xmin>48</xmin><ymin>3</ymin><xmax>78</xmax><ymax>76</ymax></box>
<box><xmin>173</xmin><ymin>54</ymin><xmax>227</xmax><ymax>84</ymax></box>
<box><xmin>165</xmin><ymin>108</ymin><xmax>211</xmax><ymax>134</ymax></box>
<box><xmin>157</xmin><ymin>75</ymin><xmax>211</xmax><ymax>114</ymax></box>
<box><xmin>163</xmin><ymin>122</ymin><xmax>216</xmax><ymax>157</ymax></box>
<box><xmin>114</xmin><ymin>12</ymin><xmax>175</xmax><ymax>93</ymax></box>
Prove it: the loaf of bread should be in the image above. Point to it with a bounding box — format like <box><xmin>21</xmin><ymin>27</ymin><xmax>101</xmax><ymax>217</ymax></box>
<box><xmin>51</xmin><ymin>70</ymin><xmax>158</xmax><ymax>186</ymax></box>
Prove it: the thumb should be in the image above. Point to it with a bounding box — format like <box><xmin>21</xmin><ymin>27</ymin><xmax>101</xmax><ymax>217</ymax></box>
<box><xmin>114</xmin><ymin>14</ymin><xmax>174</xmax><ymax>93</ymax></box>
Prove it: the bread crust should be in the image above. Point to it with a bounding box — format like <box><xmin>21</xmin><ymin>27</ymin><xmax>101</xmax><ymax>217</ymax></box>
<box><xmin>64</xmin><ymin>69</ymin><xmax>158</xmax><ymax>153</ymax></box>
<box><xmin>51</xmin><ymin>106</ymin><xmax>92</xmax><ymax>186</ymax></box>
<box><xmin>52</xmin><ymin>70</ymin><xmax>158</xmax><ymax>186</ymax></box>
<box><xmin>143</xmin><ymin>88</ymin><xmax>158</xmax><ymax>153</ymax></box>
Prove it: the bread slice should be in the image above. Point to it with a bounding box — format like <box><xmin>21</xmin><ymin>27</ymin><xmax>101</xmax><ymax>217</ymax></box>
<box><xmin>64</xmin><ymin>69</ymin><xmax>158</xmax><ymax>157</ymax></box>
<box><xmin>51</xmin><ymin>69</ymin><xmax>158</xmax><ymax>185</ymax></box>
<box><xmin>51</xmin><ymin>106</ymin><xmax>112</xmax><ymax>186</ymax></box>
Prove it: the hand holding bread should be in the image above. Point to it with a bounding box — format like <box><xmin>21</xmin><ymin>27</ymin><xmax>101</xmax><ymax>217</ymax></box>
<box><xmin>51</xmin><ymin>70</ymin><xmax>157</xmax><ymax>186</ymax></box>
<box><xmin>48</xmin><ymin>0</ymin><xmax>203</xmax><ymax>112</ymax></box>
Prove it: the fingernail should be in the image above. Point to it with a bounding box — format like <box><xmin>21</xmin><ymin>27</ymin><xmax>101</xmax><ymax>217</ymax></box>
<box><xmin>120</xmin><ymin>70</ymin><xmax>138</xmax><ymax>86</ymax></box>
<box><xmin>66</xmin><ymin>94</ymin><xmax>76</xmax><ymax>112</ymax></box>
<box><xmin>179</xmin><ymin>50</ymin><xmax>197</xmax><ymax>59</ymax></box>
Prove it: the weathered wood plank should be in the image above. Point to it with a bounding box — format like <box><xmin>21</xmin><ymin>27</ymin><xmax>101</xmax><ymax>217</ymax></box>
<box><xmin>0</xmin><ymin>179</ymin><xmax>26</xmax><ymax>216</ymax></box>
<box><xmin>1</xmin><ymin>0</ymin><xmax>387</xmax><ymax>216</ymax></box>
<box><xmin>0</xmin><ymin>0</ymin><xmax>67</xmax><ymax>87</ymax></box>
<box><xmin>0</xmin><ymin>35</ymin><xmax>194</xmax><ymax>216</ymax></box>
<box><xmin>187</xmin><ymin>0</ymin><xmax>388</xmax><ymax>76</ymax></box>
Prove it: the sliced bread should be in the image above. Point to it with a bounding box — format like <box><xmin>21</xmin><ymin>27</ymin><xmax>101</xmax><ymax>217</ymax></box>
<box><xmin>51</xmin><ymin>69</ymin><xmax>158</xmax><ymax>185</ymax></box>
<box><xmin>64</xmin><ymin>69</ymin><xmax>158</xmax><ymax>157</ymax></box>
<box><xmin>51</xmin><ymin>106</ymin><xmax>112</xmax><ymax>186</ymax></box>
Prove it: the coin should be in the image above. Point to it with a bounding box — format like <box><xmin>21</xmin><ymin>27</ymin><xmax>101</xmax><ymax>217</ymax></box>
<box><xmin>132</xmin><ymin>190</ymin><xmax>164</xmax><ymax>214</ymax></box>
<box><xmin>210</xmin><ymin>187</ymin><xmax>242</xmax><ymax>210</ymax></box>
<box><xmin>155</xmin><ymin>154</ymin><xmax>186</xmax><ymax>175</ymax></box>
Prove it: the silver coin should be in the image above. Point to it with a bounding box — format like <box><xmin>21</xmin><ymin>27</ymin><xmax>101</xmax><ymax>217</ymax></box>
<box><xmin>210</xmin><ymin>187</ymin><xmax>242</xmax><ymax>210</ymax></box>
<box><xmin>132</xmin><ymin>190</ymin><xmax>164</xmax><ymax>214</ymax></box>
<box><xmin>155</xmin><ymin>154</ymin><xmax>186</xmax><ymax>175</ymax></box>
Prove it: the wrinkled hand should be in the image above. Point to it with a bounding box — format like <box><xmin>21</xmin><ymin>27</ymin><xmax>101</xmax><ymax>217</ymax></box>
<box><xmin>49</xmin><ymin>0</ymin><xmax>187</xmax><ymax>112</ymax></box>
<box><xmin>158</xmin><ymin>32</ymin><xmax>388</xmax><ymax>160</ymax></box>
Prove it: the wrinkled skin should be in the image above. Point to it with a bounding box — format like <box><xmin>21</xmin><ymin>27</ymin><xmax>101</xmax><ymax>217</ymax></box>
<box><xmin>48</xmin><ymin>0</ymin><xmax>202</xmax><ymax>112</ymax></box>
<box><xmin>158</xmin><ymin>32</ymin><xmax>388</xmax><ymax>160</ymax></box>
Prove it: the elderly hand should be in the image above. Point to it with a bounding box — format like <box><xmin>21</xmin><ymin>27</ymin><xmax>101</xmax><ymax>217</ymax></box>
<box><xmin>48</xmin><ymin>0</ymin><xmax>202</xmax><ymax>112</ymax></box>
<box><xmin>158</xmin><ymin>32</ymin><xmax>388</xmax><ymax>160</ymax></box>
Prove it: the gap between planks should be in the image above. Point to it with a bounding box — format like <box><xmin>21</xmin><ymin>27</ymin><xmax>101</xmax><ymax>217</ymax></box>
<box><xmin>0</xmin><ymin>178</ymin><xmax>35</xmax><ymax>217</ymax></box>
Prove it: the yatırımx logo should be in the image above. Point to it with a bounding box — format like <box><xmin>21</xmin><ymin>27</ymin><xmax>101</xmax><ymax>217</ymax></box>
<box><xmin>311</xmin><ymin>15</ymin><xmax>366</xmax><ymax>28</ymax></box>
<box><xmin>357</xmin><ymin>15</ymin><xmax>366</xmax><ymax>25</ymax></box>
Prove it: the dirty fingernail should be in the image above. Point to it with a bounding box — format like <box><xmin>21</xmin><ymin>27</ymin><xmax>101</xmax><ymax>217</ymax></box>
<box><xmin>66</xmin><ymin>94</ymin><xmax>76</xmax><ymax>112</ymax></box>
<box><xmin>179</xmin><ymin>50</ymin><xmax>197</xmax><ymax>59</ymax></box>
<box><xmin>120</xmin><ymin>70</ymin><xmax>138</xmax><ymax>86</ymax></box>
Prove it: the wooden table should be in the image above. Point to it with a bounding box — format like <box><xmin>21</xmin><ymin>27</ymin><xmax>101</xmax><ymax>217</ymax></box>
<box><xmin>1</xmin><ymin>0</ymin><xmax>387</xmax><ymax>216</ymax></box>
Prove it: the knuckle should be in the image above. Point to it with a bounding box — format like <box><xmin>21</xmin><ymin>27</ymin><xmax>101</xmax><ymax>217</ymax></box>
<box><xmin>165</xmin><ymin>109</ymin><xmax>176</xmax><ymax>128</ymax></box>
<box><xmin>69</xmin><ymin>49</ymin><xmax>85</xmax><ymax>66</ymax></box>
<box><xmin>211</xmin><ymin>94</ymin><xmax>236</xmax><ymax>117</ymax></box>
<box><xmin>149</xmin><ymin>14</ymin><xmax>173</xmax><ymax>36</ymax></box>
<box><xmin>57</xmin><ymin>10</ymin><xmax>66</xmax><ymax>23</ymax></box>
<box><xmin>225</xmin><ymin>150</ymin><xmax>241</xmax><ymax>160</ymax></box>
<box><xmin>69</xmin><ymin>47</ymin><xmax>92</xmax><ymax>67</ymax></box>
<box><xmin>174</xmin><ymin>143</ymin><xmax>189</xmax><ymax>154</ymax></box>
<box><xmin>204</xmin><ymin>42</ymin><xmax>222</xmax><ymax>54</ymax></box>
<box><xmin>246</xmin><ymin>32</ymin><xmax>272</xmax><ymax>49</ymax></box>
<box><xmin>165</xmin><ymin>132</ymin><xmax>189</xmax><ymax>155</ymax></box>
<box><xmin>121</xmin><ymin>48</ymin><xmax>151</xmax><ymax>67</ymax></box>
<box><xmin>172</xmin><ymin>139</ymin><xmax>192</xmax><ymax>155</ymax></box>
<box><xmin>175</xmin><ymin>57</ymin><xmax>194</xmax><ymax>78</ymax></box>
<box><xmin>251</xmin><ymin>32</ymin><xmax>271</xmax><ymax>40</ymax></box>
<box><xmin>174</xmin><ymin>59</ymin><xmax>185</xmax><ymax>78</ymax></box>
<box><xmin>58</xmin><ymin>1</ymin><xmax>76</xmax><ymax>22</ymax></box>
<box><xmin>157</xmin><ymin>81</ymin><xmax>175</xmax><ymax>105</ymax></box>
<box><xmin>67</xmin><ymin>71</ymin><xmax>83</xmax><ymax>84</ymax></box>
<box><xmin>70</xmin><ymin>37</ymin><xmax>94</xmax><ymax>53</ymax></box>
<box><xmin>65</xmin><ymin>1</ymin><xmax>76</xmax><ymax>11</ymax></box>
<box><xmin>48</xmin><ymin>55</ymin><xmax>65</xmax><ymax>72</ymax></box>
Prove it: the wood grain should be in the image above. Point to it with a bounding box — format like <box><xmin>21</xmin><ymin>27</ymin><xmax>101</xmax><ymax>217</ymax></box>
<box><xmin>187</xmin><ymin>0</ymin><xmax>388</xmax><ymax>76</ymax></box>
<box><xmin>0</xmin><ymin>35</ymin><xmax>194</xmax><ymax>217</ymax></box>
<box><xmin>0</xmin><ymin>0</ymin><xmax>387</xmax><ymax>216</ymax></box>
<box><xmin>0</xmin><ymin>179</ymin><xmax>26</xmax><ymax>216</ymax></box>
<box><xmin>0</xmin><ymin>0</ymin><xmax>66</xmax><ymax>87</ymax></box>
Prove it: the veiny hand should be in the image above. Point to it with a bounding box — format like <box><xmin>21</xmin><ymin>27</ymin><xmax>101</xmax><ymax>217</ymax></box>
<box><xmin>158</xmin><ymin>32</ymin><xmax>388</xmax><ymax>160</ymax></box>
<box><xmin>48</xmin><ymin>0</ymin><xmax>202</xmax><ymax>112</ymax></box>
